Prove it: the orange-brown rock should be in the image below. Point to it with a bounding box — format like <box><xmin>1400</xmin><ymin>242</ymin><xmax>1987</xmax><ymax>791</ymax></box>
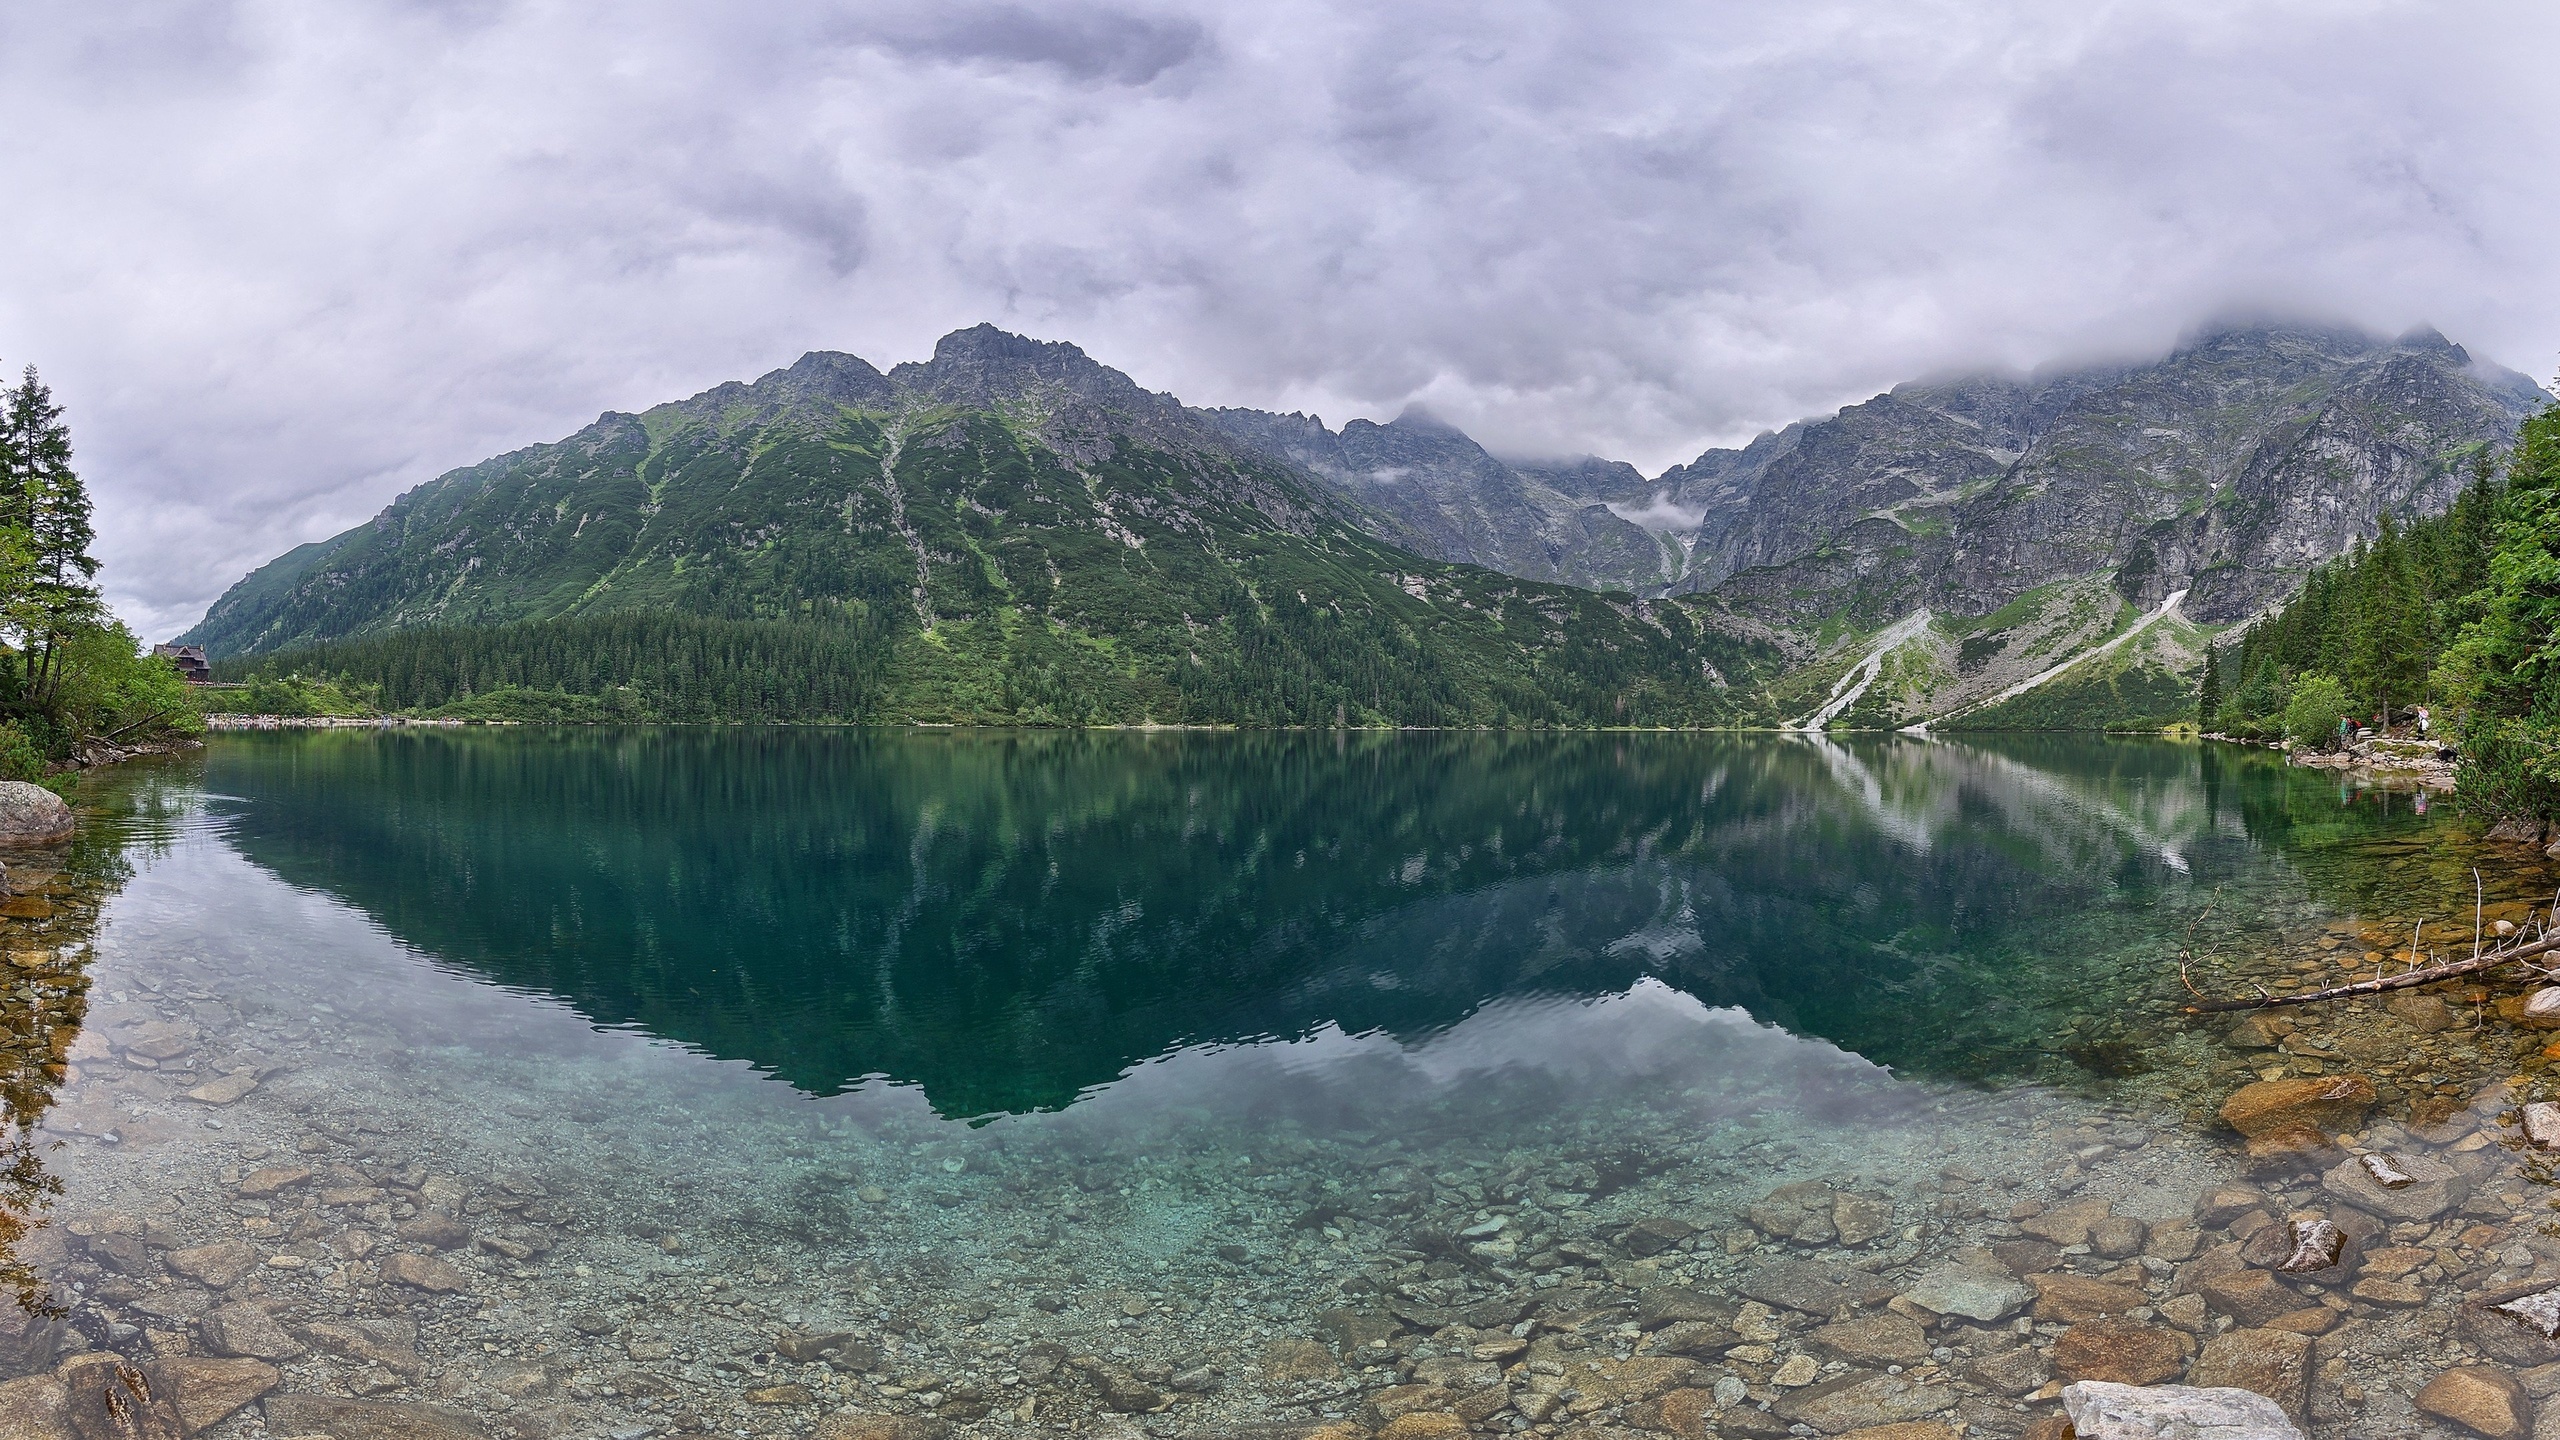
<box><xmin>2052</xmin><ymin>1319</ymin><xmax>2188</xmax><ymax>1385</ymax></box>
<box><xmin>2241</xmin><ymin>1123</ymin><xmax>2340</xmax><ymax>1175</ymax></box>
<box><xmin>2218</xmin><ymin>1074</ymin><xmax>2376</xmax><ymax>1137</ymax></box>
<box><xmin>1655</xmin><ymin>1388</ymin><xmax>1719</xmax><ymax>1439</ymax></box>
<box><xmin>2189</xmin><ymin>1327</ymin><xmax>2313</xmax><ymax>1427</ymax></box>
<box><xmin>2031</xmin><ymin>1274</ymin><xmax>2145</xmax><ymax>1323</ymax></box>
<box><xmin>2198</xmin><ymin>1268</ymin><xmax>2298</xmax><ymax>1328</ymax></box>
<box><xmin>2415</xmin><ymin>1366</ymin><xmax>2531</xmax><ymax>1440</ymax></box>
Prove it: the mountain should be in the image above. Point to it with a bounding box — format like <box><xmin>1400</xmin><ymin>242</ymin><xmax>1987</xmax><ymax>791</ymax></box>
<box><xmin>1192</xmin><ymin>321</ymin><xmax>2543</xmax><ymax>727</ymax></box>
<box><xmin>188</xmin><ymin>320</ymin><xmax>2546</xmax><ymax>731</ymax></box>
<box><xmin>1655</xmin><ymin>323</ymin><xmax>2544</xmax><ymax>623</ymax></box>
<box><xmin>1197</xmin><ymin>406</ymin><xmax>1673</xmax><ymax>593</ymax></box>
<box><xmin>182</xmin><ymin>327</ymin><xmax>1772</xmax><ymax>727</ymax></box>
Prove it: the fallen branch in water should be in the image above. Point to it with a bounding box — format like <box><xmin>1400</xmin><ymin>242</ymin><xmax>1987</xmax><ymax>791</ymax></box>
<box><xmin>2183</xmin><ymin>915</ymin><xmax>2560</xmax><ymax>1013</ymax></box>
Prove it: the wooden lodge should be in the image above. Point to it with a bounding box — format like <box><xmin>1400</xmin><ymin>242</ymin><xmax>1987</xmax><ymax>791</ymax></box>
<box><xmin>151</xmin><ymin>643</ymin><xmax>212</xmax><ymax>683</ymax></box>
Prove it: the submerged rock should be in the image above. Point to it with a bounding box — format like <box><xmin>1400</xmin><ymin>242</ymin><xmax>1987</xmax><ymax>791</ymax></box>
<box><xmin>2320</xmin><ymin>1150</ymin><xmax>2470</xmax><ymax>1221</ymax></box>
<box><xmin>2218</xmin><ymin>1076</ymin><xmax>2376</xmax><ymax>1138</ymax></box>
<box><xmin>2059</xmin><ymin>1379</ymin><xmax>2305</xmax><ymax>1439</ymax></box>
<box><xmin>1900</xmin><ymin>1263</ymin><xmax>2031</xmax><ymax>1323</ymax></box>
<box><xmin>2052</xmin><ymin>1320</ymin><xmax>2188</xmax><ymax>1386</ymax></box>
<box><xmin>148</xmin><ymin>1357</ymin><xmax>279</xmax><ymax>1435</ymax></box>
<box><xmin>1737</xmin><ymin>1258</ymin><xmax>1897</xmax><ymax>1315</ymax></box>
<box><xmin>2187</xmin><ymin>1329</ymin><xmax>2311</xmax><ymax>1428</ymax></box>
<box><xmin>2414</xmin><ymin>1366</ymin><xmax>2531</xmax><ymax>1440</ymax></box>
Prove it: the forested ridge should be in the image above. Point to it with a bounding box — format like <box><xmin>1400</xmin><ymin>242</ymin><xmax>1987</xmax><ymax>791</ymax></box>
<box><xmin>2205</xmin><ymin>403</ymin><xmax>2560</xmax><ymax>820</ymax></box>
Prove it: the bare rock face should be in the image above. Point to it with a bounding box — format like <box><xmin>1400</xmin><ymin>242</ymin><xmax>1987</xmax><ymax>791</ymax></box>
<box><xmin>0</xmin><ymin>782</ymin><xmax>71</xmax><ymax>846</ymax></box>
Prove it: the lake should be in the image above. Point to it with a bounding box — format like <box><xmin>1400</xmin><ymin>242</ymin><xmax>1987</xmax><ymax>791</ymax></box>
<box><xmin>2</xmin><ymin>729</ymin><xmax>2551</xmax><ymax>1438</ymax></box>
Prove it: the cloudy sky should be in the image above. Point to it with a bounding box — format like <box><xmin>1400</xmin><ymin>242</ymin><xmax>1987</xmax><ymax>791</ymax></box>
<box><xmin>3</xmin><ymin>0</ymin><xmax>2555</xmax><ymax>637</ymax></box>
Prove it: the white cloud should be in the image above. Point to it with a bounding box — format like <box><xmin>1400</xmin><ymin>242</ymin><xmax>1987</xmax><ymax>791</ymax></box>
<box><xmin>1607</xmin><ymin>494</ymin><xmax>1710</xmax><ymax>534</ymax></box>
<box><xmin>0</xmin><ymin>0</ymin><xmax>2554</xmax><ymax>636</ymax></box>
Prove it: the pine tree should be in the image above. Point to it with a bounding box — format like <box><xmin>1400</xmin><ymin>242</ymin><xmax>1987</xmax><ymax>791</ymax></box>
<box><xmin>2197</xmin><ymin>644</ymin><xmax>2222</xmax><ymax>728</ymax></box>
<box><xmin>0</xmin><ymin>367</ymin><xmax>100</xmax><ymax>702</ymax></box>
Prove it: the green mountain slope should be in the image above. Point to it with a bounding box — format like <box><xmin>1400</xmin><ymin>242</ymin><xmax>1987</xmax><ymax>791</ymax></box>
<box><xmin>188</xmin><ymin>328</ymin><xmax>1776</xmax><ymax>726</ymax></box>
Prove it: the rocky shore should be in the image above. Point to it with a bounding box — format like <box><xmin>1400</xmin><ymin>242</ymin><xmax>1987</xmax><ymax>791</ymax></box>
<box><xmin>2284</xmin><ymin>736</ymin><xmax>2458</xmax><ymax>793</ymax></box>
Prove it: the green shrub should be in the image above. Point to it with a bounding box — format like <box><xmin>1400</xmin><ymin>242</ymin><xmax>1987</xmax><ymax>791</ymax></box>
<box><xmin>0</xmin><ymin>721</ymin><xmax>63</xmax><ymax>794</ymax></box>
<box><xmin>2454</xmin><ymin>714</ymin><xmax>2560</xmax><ymax>825</ymax></box>
<box><xmin>2282</xmin><ymin>673</ymin><xmax>2352</xmax><ymax>751</ymax></box>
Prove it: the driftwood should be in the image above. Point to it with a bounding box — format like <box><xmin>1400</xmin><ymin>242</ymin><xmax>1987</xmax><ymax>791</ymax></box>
<box><xmin>2181</xmin><ymin>878</ymin><xmax>2560</xmax><ymax>1013</ymax></box>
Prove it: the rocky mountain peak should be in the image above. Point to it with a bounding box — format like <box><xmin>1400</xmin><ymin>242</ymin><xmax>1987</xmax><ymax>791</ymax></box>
<box><xmin>890</xmin><ymin>324</ymin><xmax>1162</xmax><ymax>415</ymax></box>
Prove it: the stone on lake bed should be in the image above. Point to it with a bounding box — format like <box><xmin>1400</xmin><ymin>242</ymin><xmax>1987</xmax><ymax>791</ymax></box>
<box><xmin>2388</xmin><ymin>992</ymin><xmax>2458</xmax><ymax>1032</ymax></box>
<box><xmin>2415</xmin><ymin>1366</ymin><xmax>2532</xmax><ymax>1440</ymax></box>
<box><xmin>185</xmin><ymin>1071</ymin><xmax>260</xmax><ymax>1105</ymax></box>
<box><xmin>2218</xmin><ymin>1075</ymin><xmax>2375</xmax><ymax>1137</ymax></box>
<box><xmin>2198</xmin><ymin>1270</ymin><xmax>2298</xmax><ymax>1329</ymax></box>
<box><xmin>2492</xmin><ymin>1287</ymin><xmax>2560</xmax><ymax>1339</ymax></box>
<box><xmin>2060</xmin><ymin>1380</ymin><xmax>2305</xmax><ymax>1439</ymax></box>
<box><xmin>2525</xmin><ymin>1102</ymin><xmax>2560</xmax><ymax>1150</ymax></box>
<box><xmin>2528</xmin><ymin>989</ymin><xmax>2560</xmax><ymax>1020</ymax></box>
<box><xmin>2052</xmin><ymin>1320</ymin><xmax>2189</xmax><ymax>1386</ymax></box>
<box><xmin>148</xmin><ymin>1356</ymin><xmax>279</xmax><ymax>1434</ymax></box>
<box><xmin>202</xmin><ymin>1301</ymin><xmax>306</xmax><ymax>1360</ymax></box>
<box><xmin>238</xmin><ymin>1165</ymin><xmax>314</xmax><ymax>1197</ymax></box>
<box><xmin>1899</xmin><ymin>1263</ymin><xmax>2032</xmax><ymax>1322</ymax></box>
<box><xmin>379</xmin><ymin>1252</ymin><xmax>470</xmax><ymax>1293</ymax></box>
<box><xmin>1811</xmin><ymin>1314</ymin><xmax>1930</xmax><ymax>1367</ymax></box>
<box><xmin>1737</xmin><ymin>1257</ymin><xmax>1898</xmax><ymax>1315</ymax></box>
<box><xmin>2320</xmin><ymin>1149</ymin><xmax>2470</xmax><ymax>1220</ymax></box>
<box><xmin>165</xmin><ymin>1240</ymin><xmax>259</xmax><ymax>1288</ymax></box>
<box><xmin>0</xmin><ymin>1374</ymin><xmax>68</xmax><ymax>1436</ymax></box>
<box><xmin>394</xmin><ymin>1212</ymin><xmax>471</xmax><ymax>1249</ymax></box>
<box><xmin>2032</xmin><ymin>1273</ymin><xmax>2146</xmax><ymax>1323</ymax></box>
<box><xmin>2188</xmin><ymin>1328</ymin><xmax>2312</xmax><ymax>1427</ymax></box>
<box><xmin>1769</xmin><ymin>1369</ymin><xmax>1955</xmax><ymax>1431</ymax></box>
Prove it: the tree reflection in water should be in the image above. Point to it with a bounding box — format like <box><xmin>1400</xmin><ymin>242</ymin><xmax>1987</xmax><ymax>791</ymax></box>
<box><xmin>0</xmin><ymin>773</ymin><xmax>165</xmax><ymax>1344</ymax></box>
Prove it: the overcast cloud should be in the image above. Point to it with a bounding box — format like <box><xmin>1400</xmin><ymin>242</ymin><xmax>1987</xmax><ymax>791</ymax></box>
<box><xmin>2</xmin><ymin>0</ymin><xmax>2555</xmax><ymax>637</ymax></box>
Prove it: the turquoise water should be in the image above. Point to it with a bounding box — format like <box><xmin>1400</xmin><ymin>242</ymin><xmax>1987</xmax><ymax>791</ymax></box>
<box><xmin>0</xmin><ymin>730</ymin><xmax>2527</xmax><ymax>1437</ymax></box>
<box><xmin>184</xmin><ymin>730</ymin><xmax>2427</xmax><ymax>1111</ymax></box>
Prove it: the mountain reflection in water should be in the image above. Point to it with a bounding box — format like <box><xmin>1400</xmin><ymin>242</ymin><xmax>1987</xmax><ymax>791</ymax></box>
<box><xmin>198</xmin><ymin>729</ymin><xmax>2432</xmax><ymax>1116</ymax></box>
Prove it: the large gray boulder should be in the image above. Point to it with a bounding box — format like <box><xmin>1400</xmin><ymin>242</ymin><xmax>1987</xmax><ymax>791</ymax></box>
<box><xmin>0</xmin><ymin>781</ymin><xmax>70</xmax><ymax>845</ymax></box>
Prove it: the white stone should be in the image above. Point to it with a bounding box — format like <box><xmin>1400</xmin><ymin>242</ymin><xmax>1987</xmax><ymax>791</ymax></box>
<box><xmin>2062</xmin><ymin>1380</ymin><xmax>2307</xmax><ymax>1439</ymax></box>
<box><xmin>2526</xmin><ymin>989</ymin><xmax>2560</xmax><ymax>1019</ymax></box>
<box><xmin>2495</xmin><ymin>1287</ymin><xmax>2560</xmax><ymax>1338</ymax></box>
<box><xmin>2526</xmin><ymin>1102</ymin><xmax>2560</xmax><ymax>1150</ymax></box>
